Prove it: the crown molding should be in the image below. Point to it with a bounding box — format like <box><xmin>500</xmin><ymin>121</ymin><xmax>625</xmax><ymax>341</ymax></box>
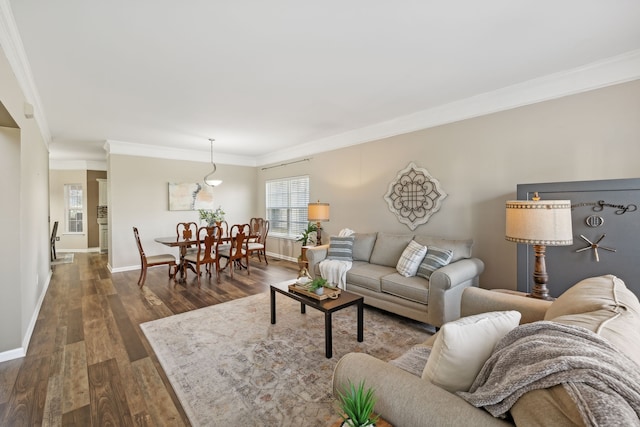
<box><xmin>0</xmin><ymin>0</ymin><xmax>51</xmax><ymax>145</ymax></box>
<box><xmin>104</xmin><ymin>140</ymin><xmax>257</xmax><ymax>167</ymax></box>
<box><xmin>49</xmin><ymin>159</ymin><xmax>107</xmax><ymax>171</ymax></box>
<box><xmin>256</xmin><ymin>49</ymin><xmax>640</xmax><ymax>167</ymax></box>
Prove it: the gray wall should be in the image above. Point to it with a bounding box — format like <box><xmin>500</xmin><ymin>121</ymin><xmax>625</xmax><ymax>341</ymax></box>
<box><xmin>258</xmin><ymin>79</ymin><xmax>640</xmax><ymax>290</ymax></box>
<box><xmin>102</xmin><ymin>79</ymin><xmax>640</xmax><ymax>291</ymax></box>
<box><xmin>0</xmin><ymin>47</ymin><xmax>51</xmax><ymax>356</ymax></box>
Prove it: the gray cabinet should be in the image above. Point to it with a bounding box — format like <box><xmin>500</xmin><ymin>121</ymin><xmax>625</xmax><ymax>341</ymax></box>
<box><xmin>516</xmin><ymin>178</ymin><xmax>640</xmax><ymax>298</ymax></box>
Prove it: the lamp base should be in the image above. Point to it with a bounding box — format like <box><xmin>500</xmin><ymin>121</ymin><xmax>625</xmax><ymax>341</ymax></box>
<box><xmin>528</xmin><ymin>244</ymin><xmax>556</xmax><ymax>301</ymax></box>
<box><xmin>315</xmin><ymin>222</ymin><xmax>323</xmax><ymax>246</ymax></box>
<box><xmin>526</xmin><ymin>289</ymin><xmax>556</xmax><ymax>301</ymax></box>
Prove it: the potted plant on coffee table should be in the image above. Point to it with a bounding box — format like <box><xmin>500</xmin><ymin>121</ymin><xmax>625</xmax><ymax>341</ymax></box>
<box><xmin>337</xmin><ymin>380</ymin><xmax>379</xmax><ymax>427</ymax></box>
<box><xmin>308</xmin><ymin>277</ymin><xmax>328</xmax><ymax>295</ymax></box>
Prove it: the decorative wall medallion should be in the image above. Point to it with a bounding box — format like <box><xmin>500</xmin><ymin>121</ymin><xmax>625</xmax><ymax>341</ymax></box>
<box><xmin>384</xmin><ymin>162</ymin><xmax>447</xmax><ymax>230</ymax></box>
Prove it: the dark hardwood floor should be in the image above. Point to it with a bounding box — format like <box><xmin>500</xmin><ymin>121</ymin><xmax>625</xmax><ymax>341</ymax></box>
<box><xmin>0</xmin><ymin>252</ymin><xmax>299</xmax><ymax>426</ymax></box>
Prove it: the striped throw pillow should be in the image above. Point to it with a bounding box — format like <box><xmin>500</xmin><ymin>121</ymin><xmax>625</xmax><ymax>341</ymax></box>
<box><xmin>327</xmin><ymin>236</ymin><xmax>355</xmax><ymax>261</ymax></box>
<box><xmin>396</xmin><ymin>240</ymin><xmax>428</xmax><ymax>277</ymax></box>
<box><xmin>417</xmin><ymin>246</ymin><xmax>454</xmax><ymax>279</ymax></box>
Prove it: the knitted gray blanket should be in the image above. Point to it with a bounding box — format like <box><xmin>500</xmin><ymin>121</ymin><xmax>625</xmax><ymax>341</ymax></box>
<box><xmin>457</xmin><ymin>321</ymin><xmax>640</xmax><ymax>426</ymax></box>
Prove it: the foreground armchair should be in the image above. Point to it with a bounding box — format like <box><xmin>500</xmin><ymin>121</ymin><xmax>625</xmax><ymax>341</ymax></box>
<box><xmin>333</xmin><ymin>275</ymin><xmax>640</xmax><ymax>426</ymax></box>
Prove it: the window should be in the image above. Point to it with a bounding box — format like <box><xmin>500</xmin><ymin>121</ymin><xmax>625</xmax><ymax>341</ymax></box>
<box><xmin>266</xmin><ymin>176</ymin><xmax>309</xmax><ymax>239</ymax></box>
<box><xmin>65</xmin><ymin>184</ymin><xmax>84</xmax><ymax>233</ymax></box>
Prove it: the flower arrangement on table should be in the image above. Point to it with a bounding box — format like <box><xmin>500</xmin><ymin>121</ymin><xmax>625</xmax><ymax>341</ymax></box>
<box><xmin>198</xmin><ymin>206</ymin><xmax>225</xmax><ymax>226</ymax></box>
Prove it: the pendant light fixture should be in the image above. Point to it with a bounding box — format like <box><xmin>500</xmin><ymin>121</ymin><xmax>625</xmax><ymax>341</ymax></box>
<box><xmin>204</xmin><ymin>138</ymin><xmax>223</xmax><ymax>187</ymax></box>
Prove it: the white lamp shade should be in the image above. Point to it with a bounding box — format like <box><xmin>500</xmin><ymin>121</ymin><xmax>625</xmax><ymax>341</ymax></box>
<box><xmin>308</xmin><ymin>202</ymin><xmax>330</xmax><ymax>222</ymax></box>
<box><xmin>505</xmin><ymin>200</ymin><xmax>573</xmax><ymax>245</ymax></box>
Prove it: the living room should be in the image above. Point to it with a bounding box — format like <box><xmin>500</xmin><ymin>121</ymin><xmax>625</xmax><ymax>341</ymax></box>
<box><xmin>3</xmin><ymin>0</ymin><xmax>640</xmax><ymax>357</ymax></box>
<box><xmin>1</xmin><ymin>2</ymin><xmax>640</xmax><ymax>424</ymax></box>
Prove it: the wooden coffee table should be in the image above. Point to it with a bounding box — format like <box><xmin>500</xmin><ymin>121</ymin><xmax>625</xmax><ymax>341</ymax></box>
<box><xmin>270</xmin><ymin>280</ymin><xmax>364</xmax><ymax>358</ymax></box>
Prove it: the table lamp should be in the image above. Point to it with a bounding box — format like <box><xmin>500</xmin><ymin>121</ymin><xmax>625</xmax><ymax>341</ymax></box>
<box><xmin>505</xmin><ymin>193</ymin><xmax>573</xmax><ymax>300</ymax></box>
<box><xmin>308</xmin><ymin>201</ymin><xmax>330</xmax><ymax>246</ymax></box>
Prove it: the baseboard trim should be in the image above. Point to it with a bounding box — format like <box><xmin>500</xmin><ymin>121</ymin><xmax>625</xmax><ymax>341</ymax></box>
<box><xmin>0</xmin><ymin>269</ymin><xmax>53</xmax><ymax>362</ymax></box>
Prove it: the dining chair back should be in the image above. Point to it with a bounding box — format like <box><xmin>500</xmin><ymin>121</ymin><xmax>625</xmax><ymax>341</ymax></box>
<box><xmin>218</xmin><ymin>220</ymin><xmax>229</xmax><ymax>238</ymax></box>
<box><xmin>50</xmin><ymin>221</ymin><xmax>59</xmax><ymax>261</ymax></box>
<box><xmin>184</xmin><ymin>225</ymin><xmax>223</xmax><ymax>285</ymax></box>
<box><xmin>133</xmin><ymin>226</ymin><xmax>177</xmax><ymax>287</ymax></box>
<box><xmin>221</xmin><ymin>223</ymin><xmax>251</xmax><ymax>280</ymax></box>
<box><xmin>176</xmin><ymin>221</ymin><xmax>198</xmax><ymax>241</ymax></box>
<box><xmin>246</xmin><ymin>218</ymin><xmax>270</xmax><ymax>264</ymax></box>
<box><xmin>176</xmin><ymin>221</ymin><xmax>199</xmax><ymax>255</ymax></box>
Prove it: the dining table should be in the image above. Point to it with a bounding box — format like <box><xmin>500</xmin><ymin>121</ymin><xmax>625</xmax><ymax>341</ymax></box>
<box><xmin>155</xmin><ymin>227</ymin><xmax>259</xmax><ymax>283</ymax></box>
<box><xmin>154</xmin><ymin>236</ymin><xmax>199</xmax><ymax>282</ymax></box>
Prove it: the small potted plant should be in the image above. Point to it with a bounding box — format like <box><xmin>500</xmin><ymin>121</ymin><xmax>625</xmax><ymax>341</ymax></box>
<box><xmin>337</xmin><ymin>380</ymin><xmax>379</xmax><ymax>427</ymax></box>
<box><xmin>309</xmin><ymin>277</ymin><xmax>328</xmax><ymax>295</ymax></box>
<box><xmin>296</xmin><ymin>222</ymin><xmax>318</xmax><ymax>245</ymax></box>
<box><xmin>296</xmin><ymin>222</ymin><xmax>318</xmax><ymax>263</ymax></box>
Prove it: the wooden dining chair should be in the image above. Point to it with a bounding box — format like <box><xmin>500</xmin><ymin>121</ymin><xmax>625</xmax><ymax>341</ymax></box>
<box><xmin>50</xmin><ymin>220</ymin><xmax>59</xmax><ymax>261</ymax></box>
<box><xmin>217</xmin><ymin>220</ymin><xmax>229</xmax><ymax>239</ymax></box>
<box><xmin>176</xmin><ymin>221</ymin><xmax>199</xmax><ymax>255</ymax></box>
<box><xmin>184</xmin><ymin>225</ymin><xmax>223</xmax><ymax>285</ymax></box>
<box><xmin>133</xmin><ymin>227</ymin><xmax>177</xmax><ymax>287</ymax></box>
<box><xmin>245</xmin><ymin>218</ymin><xmax>269</xmax><ymax>264</ymax></box>
<box><xmin>220</xmin><ymin>223</ymin><xmax>251</xmax><ymax>280</ymax></box>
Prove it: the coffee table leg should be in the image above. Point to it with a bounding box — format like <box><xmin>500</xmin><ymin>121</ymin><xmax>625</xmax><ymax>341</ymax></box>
<box><xmin>270</xmin><ymin>287</ymin><xmax>276</xmax><ymax>324</ymax></box>
<box><xmin>300</xmin><ymin>302</ymin><xmax>306</xmax><ymax>314</ymax></box>
<box><xmin>357</xmin><ymin>299</ymin><xmax>364</xmax><ymax>342</ymax></box>
<box><xmin>325</xmin><ymin>312</ymin><xmax>332</xmax><ymax>358</ymax></box>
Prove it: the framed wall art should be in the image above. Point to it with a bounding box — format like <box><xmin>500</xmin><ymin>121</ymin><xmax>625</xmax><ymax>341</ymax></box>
<box><xmin>168</xmin><ymin>182</ymin><xmax>215</xmax><ymax>211</ymax></box>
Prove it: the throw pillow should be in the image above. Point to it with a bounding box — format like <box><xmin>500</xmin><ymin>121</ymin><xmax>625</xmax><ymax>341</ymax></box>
<box><xmin>416</xmin><ymin>245</ymin><xmax>453</xmax><ymax>279</ymax></box>
<box><xmin>422</xmin><ymin>310</ymin><xmax>521</xmax><ymax>393</ymax></box>
<box><xmin>326</xmin><ymin>236</ymin><xmax>355</xmax><ymax>261</ymax></box>
<box><xmin>396</xmin><ymin>240</ymin><xmax>427</xmax><ymax>277</ymax></box>
<box><xmin>352</xmin><ymin>232</ymin><xmax>378</xmax><ymax>262</ymax></box>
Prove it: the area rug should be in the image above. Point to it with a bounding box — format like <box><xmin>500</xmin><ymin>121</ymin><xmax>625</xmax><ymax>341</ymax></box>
<box><xmin>51</xmin><ymin>253</ymin><xmax>74</xmax><ymax>265</ymax></box>
<box><xmin>140</xmin><ymin>292</ymin><xmax>433</xmax><ymax>426</ymax></box>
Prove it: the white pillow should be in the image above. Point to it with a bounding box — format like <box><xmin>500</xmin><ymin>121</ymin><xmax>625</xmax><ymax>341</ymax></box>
<box><xmin>396</xmin><ymin>240</ymin><xmax>427</xmax><ymax>277</ymax></box>
<box><xmin>422</xmin><ymin>311</ymin><xmax>521</xmax><ymax>392</ymax></box>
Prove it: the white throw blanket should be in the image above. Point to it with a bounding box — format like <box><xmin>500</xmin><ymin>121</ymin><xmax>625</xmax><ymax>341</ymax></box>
<box><xmin>319</xmin><ymin>228</ymin><xmax>354</xmax><ymax>290</ymax></box>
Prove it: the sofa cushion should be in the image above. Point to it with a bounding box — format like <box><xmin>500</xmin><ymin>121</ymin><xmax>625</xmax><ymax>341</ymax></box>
<box><xmin>544</xmin><ymin>274</ymin><xmax>640</xmax><ymax>367</ymax></box>
<box><xmin>345</xmin><ymin>262</ymin><xmax>395</xmax><ymax>293</ymax></box>
<box><xmin>511</xmin><ymin>385</ymin><xmax>586</xmax><ymax>427</ymax></box>
<box><xmin>396</xmin><ymin>240</ymin><xmax>427</xmax><ymax>277</ymax></box>
<box><xmin>414</xmin><ymin>236</ymin><xmax>473</xmax><ymax>263</ymax></box>
<box><xmin>416</xmin><ymin>246</ymin><xmax>453</xmax><ymax>280</ymax></box>
<box><xmin>352</xmin><ymin>232</ymin><xmax>377</xmax><ymax>262</ymax></box>
<box><xmin>369</xmin><ymin>233</ymin><xmax>415</xmax><ymax>267</ymax></box>
<box><xmin>422</xmin><ymin>310</ymin><xmax>521</xmax><ymax>393</ymax></box>
<box><xmin>381</xmin><ymin>273</ymin><xmax>429</xmax><ymax>304</ymax></box>
<box><xmin>326</xmin><ymin>236</ymin><xmax>355</xmax><ymax>261</ymax></box>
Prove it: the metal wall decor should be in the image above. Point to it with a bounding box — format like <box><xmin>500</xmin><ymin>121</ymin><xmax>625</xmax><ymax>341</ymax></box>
<box><xmin>384</xmin><ymin>162</ymin><xmax>447</xmax><ymax>230</ymax></box>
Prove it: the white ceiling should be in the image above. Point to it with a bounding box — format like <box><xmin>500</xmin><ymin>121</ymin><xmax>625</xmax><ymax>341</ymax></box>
<box><xmin>6</xmin><ymin>1</ymin><xmax>640</xmax><ymax>166</ymax></box>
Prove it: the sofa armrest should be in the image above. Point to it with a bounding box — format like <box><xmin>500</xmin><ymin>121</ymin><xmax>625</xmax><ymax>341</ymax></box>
<box><xmin>333</xmin><ymin>353</ymin><xmax>510</xmax><ymax>427</ymax></box>
<box><xmin>427</xmin><ymin>258</ymin><xmax>485</xmax><ymax>326</ymax></box>
<box><xmin>461</xmin><ymin>287</ymin><xmax>552</xmax><ymax>324</ymax></box>
<box><xmin>306</xmin><ymin>244</ymin><xmax>329</xmax><ymax>278</ymax></box>
<box><xmin>430</xmin><ymin>258</ymin><xmax>485</xmax><ymax>291</ymax></box>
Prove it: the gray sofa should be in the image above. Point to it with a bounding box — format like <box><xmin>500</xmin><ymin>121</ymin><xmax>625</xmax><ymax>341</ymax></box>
<box><xmin>306</xmin><ymin>232</ymin><xmax>485</xmax><ymax>327</ymax></box>
<box><xmin>332</xmin><ymin>275</ymin><xmax>640</xmax><ymax>426</ymax></box>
